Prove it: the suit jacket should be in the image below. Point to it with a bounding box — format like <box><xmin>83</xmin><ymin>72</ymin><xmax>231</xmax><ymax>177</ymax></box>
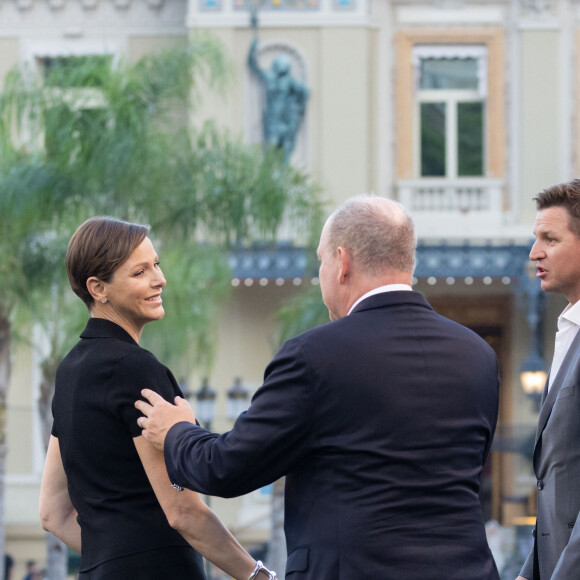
<box><xmin>165</xmin><ymin>291</ymin><xmax>500</xmax><ymax>579</ymax></box>
<box><xmin>520</xmin><ymin>330</ymin><xmax>580</xmax><ymax>580</ymax></box>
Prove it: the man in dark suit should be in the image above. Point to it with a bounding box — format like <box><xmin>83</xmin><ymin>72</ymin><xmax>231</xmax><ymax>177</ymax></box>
<box><xmin>516</xmin><ymin>179</ymin><xmax>580</xmax><ymax>580</ymax></box>
<box><xmin>136</xmin><ymin>195</ymin><xmax>500</xmax><ymax>579</ymax></box>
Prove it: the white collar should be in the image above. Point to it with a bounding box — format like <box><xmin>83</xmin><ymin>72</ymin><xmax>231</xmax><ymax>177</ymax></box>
<box><xmin>348</xmin><ymin>284</ymin><xmax>413</xmax><ymax>315</ymax></box>
<box><xmin>560</xmin><ymin>300</ymin><xmax>580</xmax><ymax>327</ymax></box>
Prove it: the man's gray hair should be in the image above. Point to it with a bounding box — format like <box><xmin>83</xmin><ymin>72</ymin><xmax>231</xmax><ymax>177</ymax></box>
<box><xmin>326</xmin><ymin>195</ymin><xmax>416</xmax><ymax>275</ymax></box>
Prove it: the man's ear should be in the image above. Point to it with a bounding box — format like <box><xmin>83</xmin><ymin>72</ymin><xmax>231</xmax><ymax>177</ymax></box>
<box><xmin>86</xmin><ymin>276</ymin><xmax>106</xmax><ymax>303</ymax></box>
<box><xmin>337</xmin><ymin>246</ymin><xmax>350</xmax><ymax>284</ymax></box>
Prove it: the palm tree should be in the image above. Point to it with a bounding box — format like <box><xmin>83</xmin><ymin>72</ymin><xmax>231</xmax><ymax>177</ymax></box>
<box><xmin>0</xmin><ymin>123</ymin><xmax>72</xmax><ymax>580</ymax></box>
<box><xmin>0</xmin><ymin>33</ymin><xmax>323</xmax><ymax>579</ymax></box>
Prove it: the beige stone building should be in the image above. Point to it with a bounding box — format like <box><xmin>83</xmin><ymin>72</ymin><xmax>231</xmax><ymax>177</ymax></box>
<box><xmin>2</xmin><ymin>0</ymin><xmax>579</xmax><ymax>576</ymax></box>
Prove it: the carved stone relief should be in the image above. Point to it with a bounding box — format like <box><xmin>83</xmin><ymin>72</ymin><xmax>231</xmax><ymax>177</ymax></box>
<box><xmin>11</xmin><ymin>0</ymin><xmax>151</xmax><ymax>11</ymax></box>
<box><xmin>7</xmin><ymin>0</ymin><xmax>183</xmax><ymax>15</ymax></box>
<box><xmin>48</xmin><ymin>0</ymin><xmax>66</xmax><ymax>10</ymax></box>
<box><xmin>519</xmin><ymin>0</ymin><xmax>555</xmax><ymax>18</ymax></box>
<box><xmin>15</xmin><ymin>0</ymin><xmax>33</xmax><ymax>11</ymax></box>
<box><xmin>81</xmin><ymin>0</ymin><xmax>99</xmax><ymax>9</ymax></box>
<box><xmin>431</xmin><ymin>0</ymin><xmax>468</xmax><ymax>9</ymax></box>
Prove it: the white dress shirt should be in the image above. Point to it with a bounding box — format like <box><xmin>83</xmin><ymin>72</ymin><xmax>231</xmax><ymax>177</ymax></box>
<box><xmin>549</xmin><ymin>300</ymin><xmax>580</xmax><ymax>390</ymax></box>
<box><xmin>348</xmin><ymin>284</ymin><xmax>413</xmax><ymax>316</ymax></box>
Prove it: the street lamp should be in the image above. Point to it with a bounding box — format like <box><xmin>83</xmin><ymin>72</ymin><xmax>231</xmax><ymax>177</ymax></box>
<box><xmin>520</xmin><ymin>260</ymin><xmax>547</xmax><ymax>412</ymax></box>
<box><xmin>520</xmin><ymin>354</ymin><xmax>547</xmax><ymax>412</ymax></box>
<box><xmin>226</xmin><ymin>377</ymin><xmax>249</xmax><ymax>420</ymax></box>
<box><xmin>195</xmin><ymin>378</ymin><xmax>216</xmax><ymax>430</ymax></box>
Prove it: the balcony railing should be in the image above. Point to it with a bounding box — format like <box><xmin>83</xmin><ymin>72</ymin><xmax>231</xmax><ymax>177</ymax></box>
<box><xmin>397</xmin><ymin>178</ymin><xmax>505</xmax><ymax>237</ymax></box>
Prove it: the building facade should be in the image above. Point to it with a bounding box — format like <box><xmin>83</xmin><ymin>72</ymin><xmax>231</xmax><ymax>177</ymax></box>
<box><xmin>2</xmin><ymin>0</ymin><xmax>577</xmax><ymax>576</ymax></box>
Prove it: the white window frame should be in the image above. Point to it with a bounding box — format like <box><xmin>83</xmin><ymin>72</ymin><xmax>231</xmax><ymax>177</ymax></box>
<box><xmin>412</xmin><ymin>45</ymin><xmax>487</xmax><ymax>179</ymax></box>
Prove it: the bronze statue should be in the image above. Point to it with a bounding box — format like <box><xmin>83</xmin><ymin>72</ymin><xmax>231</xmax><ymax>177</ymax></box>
<box><xmin>248</xmin><ymin>24</ymin><xmax>309</xmax><ymax>162</ymax></box>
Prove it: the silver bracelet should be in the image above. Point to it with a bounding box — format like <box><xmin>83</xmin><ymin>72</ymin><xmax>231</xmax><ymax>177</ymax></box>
<box><xmin>248</xmin><ymin>560</ymin><xmax>277</xmax><ymax>580</ymax></box>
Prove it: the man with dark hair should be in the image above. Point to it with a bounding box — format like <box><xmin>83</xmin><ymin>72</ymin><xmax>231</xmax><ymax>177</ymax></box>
<box><xmin>22</xmin><ymin>560</ymin><xmax>37</xmax><ymax>580</ymax></box>
<box><xmin>517</xmin><ymin>178</ymin><xmax>580</xmax><ymax>580</ymax></box>
<box><xmin>136</xmin><ymin>195</ymin><xmax>500</xmax><ymax>579</ymax></box>
<box><xmin>4</xmin><ymin>554</ymin><xmax>13</xmax><ymax>580</ymax></box>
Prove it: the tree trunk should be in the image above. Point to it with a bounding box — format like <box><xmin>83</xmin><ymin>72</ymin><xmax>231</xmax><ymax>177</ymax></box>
<box><xmin>268</xmin><ymin>477</ymin><xmax>286</xmax><ymax>578</ymax></box>
<box><xmin>0</xmin><ymin>309</ymin><xmax>12</xmax><ymax>580</ymax></box>
<box><xmin>39</xmin><ymin>357</ymin><xmax>69</xmax><ymax>580</ymax></box>
<box><xmin>38</xmin><ymin>358</ymin><xmax>59</xmax><ymax>451</ymax></box>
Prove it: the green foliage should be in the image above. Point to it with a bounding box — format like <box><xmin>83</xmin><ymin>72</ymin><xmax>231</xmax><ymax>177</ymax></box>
<box><xmin>13</xmin><ymin>224</ymin><xmax>87</xmax><ymax>361</ymax></box>
<box><xmin>274</xmin><ymin>284</ymin><xmax>330</xmax><ymax>347</ymax></box>
<box><xmin>0</xmin><ymin>33</ymin><xmax>323</xmax><ymax>374</ymax></box>
<box><xmin>0</xmin><ymin>151</ymin><xmax>64</xmax><ymax>313</ymax></box>
<box><xmin>0</xmin><ymin>35</ymin><xmax>323</xmax><ymax>579</ymax></box>
<box><xmin>163</xmin><ymin>121</ymin><xmax>325</xmax><ymax>247</ymax></box>
<box><xmin>140</xmin><ymin>243</ymin><xmax>232</xmax><ymax>376</ymax></box>
<box><xmin>0</xmin><ymin>33</ymin><xmax>230</xmax><ymax>220</ymax></box>
<box><xmin>42</xmin><ymin>55</ymin><xmax>113</xmax><ymax>88</ymax></box>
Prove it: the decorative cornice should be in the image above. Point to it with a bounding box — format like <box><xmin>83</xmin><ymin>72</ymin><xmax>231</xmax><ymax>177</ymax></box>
<box><xmin>414</xmin><ymin>242</ymin><xmax>531</xmax><ymax>279</ymax></box>
<box><xmin>520</xmin><ymin>0</ymin><xmax>552</xmax><ymax>14</ymax></box>
<box><xmin>517</xmin><ymin>0</ymin><xmax>558</xmax><ymax>24</ymax></box>
<box><xmin>7</xmin><ymin>0</ymin><xmax>178</xmax><ymax>13</ymax></box>
<box><xmin>228</xmin><ymin>242</ymin><xmax>533</xmax><ymax>281</ymax></box>
<box><xmin>187</xmin><ymin>0</ymin><xmax>370</xmax><ymax>28</ymax></box>
<box><xmin>81</xmin><ymin>0</ymin><xmax>99</xmax><ymax>9</ymax></box>
<box><xmin>391</xmin><ymin>0</ymin><xmax>509</xmax><ymax>4</ymax></box>
<box><xmin>229</xmin><ymin>244</ymin><xmax>312</xmax><ymax>281</ymax></box>
<box><xmin>48</xmin><ymin>0</ymin><xmax>66</xmax><ymax>10</ymax></box>
<box><xmin>0</xmin><ymin>0</ymin><xmax>187</xmax><ymax>39</ymax></box>
<box><xmin>16</xmin><ymin>0</ymin><xmax>33</xmax><ymax>10</ymax></box>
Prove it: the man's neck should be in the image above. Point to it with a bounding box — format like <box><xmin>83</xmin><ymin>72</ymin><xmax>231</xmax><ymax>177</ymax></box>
<box><xmin>355</xmin><ymin>273</ymin><xmax>413</xmax><ymax>298</ymax></box>
<box><xmin>347</xmin><ymin>282</ymin><xmax>413</xmax><ymax>316</ymax></box>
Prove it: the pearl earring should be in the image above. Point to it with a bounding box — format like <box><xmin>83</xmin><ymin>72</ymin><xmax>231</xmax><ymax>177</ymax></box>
<box><xmin>101</xmin><ymin>299</ymin><xmax>108</xmax><ymax>304</ymax></box>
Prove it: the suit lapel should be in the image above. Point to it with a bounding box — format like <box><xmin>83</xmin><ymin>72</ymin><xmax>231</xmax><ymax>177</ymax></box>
<box><xmin>534</xmin><ymin>330</ymin><xmax>580</xmax><ymax>462</ymax></box>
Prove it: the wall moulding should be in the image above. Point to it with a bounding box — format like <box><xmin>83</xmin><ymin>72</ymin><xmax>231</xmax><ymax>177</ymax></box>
<box><xmin>15</xmin><ymin>0</ymin><xmax>33</xmax><ymax>11</ymax></box>
<box><xmin>9</xmin><ymin>0</ymin><xmax>173</xmax><ymax>12</ymax></box>
<box><xmin>0</xmin><ymin>0</ymin><xmax>187</xmax><ymax>36</ymax></box>
<box><xmin>520</xmin><ymin>0</ymin><xmax>554</xmax><ymax>17</ymax></box>
<box><xmin>48</xmin><ymin>0</ymin><xmax>66</xmax><ymax>10</ymax></box>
